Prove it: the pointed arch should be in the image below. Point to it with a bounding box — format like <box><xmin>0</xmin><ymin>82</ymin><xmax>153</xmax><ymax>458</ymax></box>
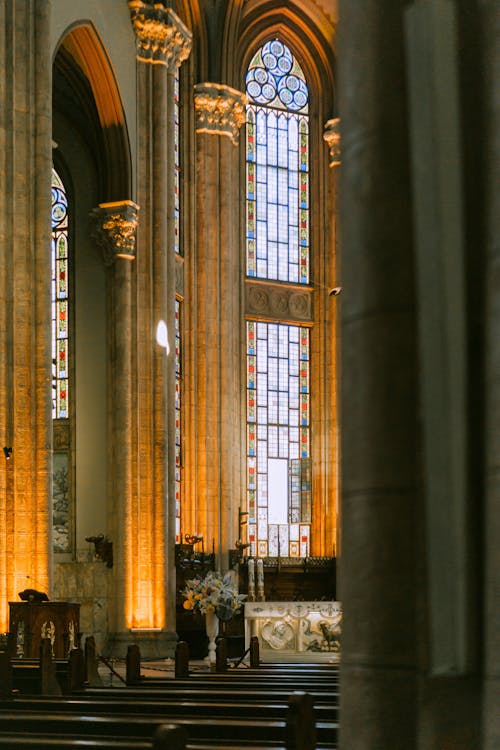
<box><xmin>54</xmin><ymin>23</ymin><xmax>131</xmax><ymax>200</ymax></box>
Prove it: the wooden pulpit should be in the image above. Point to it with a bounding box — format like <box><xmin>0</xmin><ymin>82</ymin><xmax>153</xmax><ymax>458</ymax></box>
<box><xmin>8</xmin><ymin>601</ymin><xmax>80</xmax><ymax>659</ymax></box>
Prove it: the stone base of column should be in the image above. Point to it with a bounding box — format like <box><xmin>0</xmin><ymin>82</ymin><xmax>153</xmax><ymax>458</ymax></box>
<box><xmin>104</xmin><ymin>629</ymin><xmax>178</xmax><ymax>659</ymax></box>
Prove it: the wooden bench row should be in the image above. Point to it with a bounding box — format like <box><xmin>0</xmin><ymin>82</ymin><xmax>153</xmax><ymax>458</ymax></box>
<box><xmin>0</xmin><ymin>722</ymin><xmax>187</xmax><ymax>749</ymax></box>
<box><xmin>0</xmin><ymin>633</ymin><xmax>108</xmax><ymax>697</ymax></box>
<box><xmin>0</xmin><ymin>691</ymin><xmax>323</xmax><ymax>749</ymax></box>
<box><xmin>1</xmin><ymin>637</ymin><xmax>338</xmax><ymax>749</ymax></box>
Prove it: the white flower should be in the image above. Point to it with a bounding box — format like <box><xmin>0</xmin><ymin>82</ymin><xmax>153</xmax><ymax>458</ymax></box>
<box><xmin>182</xmin><ymin>571</ymin><xmax>247</xmax><ymax>621</ymax></box>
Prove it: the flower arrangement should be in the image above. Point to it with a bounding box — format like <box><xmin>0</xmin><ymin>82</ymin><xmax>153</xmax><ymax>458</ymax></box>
<box><xmin>182</xmin><ymin>570</ymin><xmax>246</xmax><ymax>621</ymax></box>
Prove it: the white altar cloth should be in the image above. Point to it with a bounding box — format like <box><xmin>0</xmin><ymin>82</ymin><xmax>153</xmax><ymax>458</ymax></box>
<box><xmin>244</xmin><ymin>601</ymin><xmax>342</xmax><ymax>662</ymax></box>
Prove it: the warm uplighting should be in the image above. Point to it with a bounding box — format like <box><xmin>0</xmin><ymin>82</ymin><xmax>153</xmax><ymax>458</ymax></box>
<box><xmin>130</xmin><ymin>628</ymin><xmax>162</xmax><ymax>632</ymax></box>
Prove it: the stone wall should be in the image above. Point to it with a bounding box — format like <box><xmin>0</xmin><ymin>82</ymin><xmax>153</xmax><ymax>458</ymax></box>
<box><xmin>53</xmin><ymin>556</ymin><xmax>109</xmax><ymax>654</ymax></box>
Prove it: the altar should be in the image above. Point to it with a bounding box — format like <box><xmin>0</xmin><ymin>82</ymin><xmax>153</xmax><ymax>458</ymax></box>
<box><xmin>244</xmin><ymin>601</ymin><xmax>342</xmax><ymax>662</ymax></box>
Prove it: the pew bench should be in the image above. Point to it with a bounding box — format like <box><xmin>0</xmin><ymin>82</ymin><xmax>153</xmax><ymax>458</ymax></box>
<box><xmin>4</xmin><ymin>693</ymin><xmax>338</xmax><ymax>723</ymax></box>
<box><xmin>81</xmin><ymin>686</ymin><xmax>339</xmax><ymax>704</ymax></box>
<box><xmin>0</xmin><ymin>721</ymin><xmax>186</xmax><ymax>749</ymax></box>
<box><xmin>8</xmin><ymin>658</ymin><xmax>79</xmax><ymax>694</ymax></box>
<box><xmin>0</xmin><ymin>714</ymin><xmax>326</xmax><ymax>746</ymax></box>
<box><xmin>0</xmin><ymin>691</ymin><xmax>331</xmax><ymax>748</ymax></box>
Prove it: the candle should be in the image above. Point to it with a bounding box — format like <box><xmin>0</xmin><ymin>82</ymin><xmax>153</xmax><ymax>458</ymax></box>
<box><xmin>247</xmin><ymin>558</ymin><xmax>256</xmax><ymax>601</ymax></box>
<box><xmin>256</xmin><ymin>558</ymin><xmax>265</xmax><ymax>601</ymax></box>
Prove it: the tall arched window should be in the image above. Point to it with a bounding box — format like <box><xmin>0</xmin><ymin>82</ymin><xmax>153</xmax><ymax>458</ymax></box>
<box><xmin>52</xmin><ymin>168</ymin><xmax>69</xmax><ymax>419</ymax></box>
<box><xmin>245</xmin><ymin>40</ymin><xmax>312</xmax><ymax>558</ymax></box>
<box><xmin>174</xmin><ymin>67</ymin><xmax>184</xmax><ymax>543</ymax></box>
<box><xmin>51</xmin><ymin>167</ymin><xmax>72</xmax><ymax>554</ymax></box>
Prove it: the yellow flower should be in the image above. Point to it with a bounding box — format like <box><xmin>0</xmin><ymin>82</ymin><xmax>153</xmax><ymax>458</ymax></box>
<box><xmin>205</xmin><ymin>604</ymin><xmax>215</xmax><ymax>613</ymax></box>
<box><xmin>183</xmin><ymin>599</ymin><xmax>194</xmax><ymax>610</ymax></box>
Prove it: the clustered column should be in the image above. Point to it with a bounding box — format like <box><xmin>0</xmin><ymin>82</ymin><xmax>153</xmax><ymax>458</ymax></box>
<box><xmin>90</xmin><ymin>200</ymin><xmax>139</xmax><ymax>645</ymax></box>
<box><xmin>0</xmin><ymin>0</ymin><xmax>52</xmax><ymax>630</ymax></box>
<box><xmin>125</xmin><ymin>0</ymin><xmax>191</xmax><ymax>656</ymax></box>
<box><xmin>186</xmin><ymin>83</ymin><xmax>247</xmax><ymax>566</ymax></box>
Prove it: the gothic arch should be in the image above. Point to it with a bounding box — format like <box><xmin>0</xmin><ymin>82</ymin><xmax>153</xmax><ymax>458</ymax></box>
<box><xmin>53</xmin><ymin>23</ymin><xmax>132</xmax><ymax>201</ymax></box>
<box><xmin>230</xmin><ymin>2</ymin><xmax>336</xmax><ymax>118</ymax></box>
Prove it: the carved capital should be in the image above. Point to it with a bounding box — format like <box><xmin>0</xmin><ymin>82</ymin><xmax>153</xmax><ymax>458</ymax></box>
<box><xmin>128</xmin><ymin>1</ymin><xmax>192</xmax><ymax>68</ymax></box>
<box><xmin>323</xmin><ymin>117</ymin><xmax>341</xmax><ymax>167</ymax></box>
<box><xmin>194</xmin><ymin>83</ymin><xmax>247</xmax><ymax>145</ymax></box>
<box><xmin>90</xmin><ymin>201</ymin><xmax>140</xmax><ymax>266</ymax></box>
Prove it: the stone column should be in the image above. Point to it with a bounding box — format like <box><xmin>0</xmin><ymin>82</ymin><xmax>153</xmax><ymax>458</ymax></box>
<box><xmin>482</xmin><ymin>0</ymin><xmax>500</xmax><ymax>744</ymax></box>
<box><xmin>0</xmin><ymin>0</ymin><xmax>52</xmax><ymax>631</ymax></box>
<box><xmin>90</xmin><ymin>200</ymin><xmax>138</xmax><ymax>644</ymax></box>
<box><xmin>185</xmin><ymin>83</ymin><xmax>246</xmax><ymax>568</ymax></box>
<box><xmin>337</xmin><ymin>1</ymin><xmax>418</xmax><ymax>747</ymax></box>
<box><xmin>126</xmin><ymin>0</ymin><xmax>191</xmax><ymax>657</ymax></box>
<box><xmin>315</xmin><ymin>118</ymin><xmax>342</xmax><ymax>560</ymax></box>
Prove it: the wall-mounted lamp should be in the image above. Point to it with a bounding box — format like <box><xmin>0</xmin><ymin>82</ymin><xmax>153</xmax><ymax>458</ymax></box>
<box><xmin>85</xmin><ymin>534</ymin><xmax>113</xmax><ymax>568</ymax></box>
<box><xmin>3</xmin><ymin>447</ymin><xmax>12</xmax><ymax>460</ymax></box>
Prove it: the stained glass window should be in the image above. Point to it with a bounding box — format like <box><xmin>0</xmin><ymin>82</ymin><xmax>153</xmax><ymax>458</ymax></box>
<box><xmin>174</xmin><ymin>69</ymin><xmax>181</xmax><ymax>256</ymax></box>
<box><xmin>175</xmin><ymin>298</ymin><xmax>182</xmax><ymax>543</ymax></box>
<box><xmin>51</xmin><ymin>168</ymin><xmax>69</xmax><ymax>420</ymax></box>
<box><xmin>246</xmin><ymin>40</ymin><xmax>309</xmax><ymax>284</ymax></box>
<box><xmin>246</xmin><ymin>321</ymin><xmax>311</xmax><ymax>557</ymax></box>
<box><xmin>174</xmin><ymin>67</ymin><xmax>183</xmax><ymax>540</ymax></box>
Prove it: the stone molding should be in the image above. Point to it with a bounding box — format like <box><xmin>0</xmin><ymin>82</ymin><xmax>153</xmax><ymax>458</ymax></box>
<box><xmin>128</xmin><ymin>1</ymin><xmax>192</xmax><ymax>68</ymax></box>
<box><xmin>194</xmin><ymin>83</ymin><xmax>247</xmax><ymax>145</ymax></box>
<box><xmin>246</xmin><ymin>281</ymin><xmax>314</xmax><ymax>323</ymax></box>
<box><xmin>90</xmin><ymin>201</ymin><xmax>140</xmax><ymax>266</ymax></box>
<box><xmin>323</xmin><ymin>117</ymin><xmax>341</xmax><ymax>167</ymax></box>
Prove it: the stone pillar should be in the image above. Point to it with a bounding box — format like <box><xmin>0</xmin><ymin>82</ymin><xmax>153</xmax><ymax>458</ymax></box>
<box><xmin>90</xmin><ymin>200</ymin><xmax>138</xmax><ymax>644</ymax></box>
<box><xmin>337</xmin><ymin>1</ymin><xmax>418</xmax><ymax>747</ymax></box>
<box><xmin>185</xmin><ymin>83</ymin><xmax>246</xmax><ymax>568</ymax></box>
<box><xmin>482</xmin><ymin>0</ymin><xmax>500</xmax><ymax>744</ymax></box>
<box><xmin>309</xmin><ymin>117</ymin><xmax>342</xmax><ymax>561</ymax></box>
<box><xmin>125</xmin><ymin>0</ymin><xmax>191</xmax><ymax>657</ymax></box>
<box><xmin>0</xmin><ymin>0</ymin><xmax>52</xmax><ymax>631</ymax></box>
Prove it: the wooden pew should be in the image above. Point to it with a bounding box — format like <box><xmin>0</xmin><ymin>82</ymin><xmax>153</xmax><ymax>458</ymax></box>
<box><xmin>3</xmin><ymin>692</ymin><xmax>337</xmax><ymax>724</ymax></box>
<box><xmin>0</xmin><ymin>722</ymin><xmax>187</xmax><ymax>749</ymax></box>
<box><xmin>82</xmin><ymin>684</ymin><xmax>339</xmax><ymax>708</ymax></box>
<box><xmin>0</xmin><ymin>692</ymin><xmax>328</xmax><ymax>749</ymax></box>
<box><xmin>0</xmin><ymin>639</ymin><xmax>85</xmax><ymax>696</ymax></box>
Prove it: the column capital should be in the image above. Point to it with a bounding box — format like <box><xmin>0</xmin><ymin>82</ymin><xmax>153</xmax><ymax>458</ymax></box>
<box><xmin>90</xmin><ymin>201</ymin><xmax>140</xmax><ymax>266</ymax></box>
<box><xmin>194</xmin><ymin>83</ymin><xmax>248</xmax><ymax>146</ymax></box>
<box><xmin>323</xmin><ymin>117</ymin><xmax>341</xmax><ymax>167</ymax></box>
<box><xmin>128</xmin><ymin>1</ymin><xmax>192</xmax><ymax>68</ymax></box>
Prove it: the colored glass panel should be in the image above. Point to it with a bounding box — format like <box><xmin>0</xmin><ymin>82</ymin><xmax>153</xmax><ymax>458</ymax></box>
<box><xmin>246</xmin><ymin>41</ymin><xmax>309</xmax><ymax>284</ymax></box>
<box><xmin>51</xmin><ymin>168</ymin><xmax>69</xmax><ymax>420</ymax></box>
<box><xmin>175</xmin><ymin>299</ymin><xmax>182</xmax><ymax>542</ymax></box>
<box><xmin>246</xmin><ymin>321</ymin><xmax>310</xmax><ymax>556</ymax></box>
<box><xmin>174</xmin><ymin>69</ymin><xmax>181</xmax><ymax>256</ymax></box>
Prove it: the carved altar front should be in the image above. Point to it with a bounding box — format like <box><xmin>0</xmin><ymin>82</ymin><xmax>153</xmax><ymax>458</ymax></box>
<box><xmin>244</xmin><ymin>601</ymin><xmax>341</xmax><ymax>662</ymax></box>
<box><xmin>8</xmin><ymin>602</ymin><xmax>80</xmax><ymax>658</ymax></box>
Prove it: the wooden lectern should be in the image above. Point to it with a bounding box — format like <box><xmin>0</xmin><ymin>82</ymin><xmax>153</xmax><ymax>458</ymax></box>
<box><xmin>8</xmin><ymin>601</ymin><xmax>80</xmax><ymax>659</ymax></box>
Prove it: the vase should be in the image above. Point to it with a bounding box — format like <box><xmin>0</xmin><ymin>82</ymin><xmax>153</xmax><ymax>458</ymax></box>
<box><xmin>205</xmin><ymin>609</ymin><xmax>219</xmax><ymax>664</ymax></box>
